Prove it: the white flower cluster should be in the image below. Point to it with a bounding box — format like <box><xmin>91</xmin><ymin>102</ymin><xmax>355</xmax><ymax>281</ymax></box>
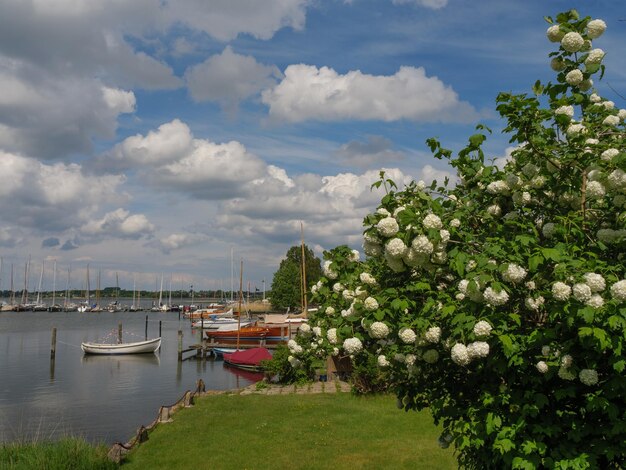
<box><xmin>525</xmin><ymin>296</ymin><xmax>545</xmax><ymax>311</ymax></box>
<box><xmin>343</xmin><ymin>337</ymin><xmax>363</xmax><ymax>355</ymax></box>
<box><xmin>425</xmin><ymin>326</ymin><xmax>441</xmax><ymax>343</ymax></box>
<box><xmin>486</xmin><ymin>180</ymin><xmax>509</xmax><ymax>195</ymax></box>
<box><xmin>546</xmin><ymin>25</ymin><xmax>565</xmax><ymax>42</ymax></box>
<box><xmin>322</xmin><ymin>260</ymin><xmax>338</xmax><ymax>280</ymax></box>
<box><xmin>377</xmin><ymin>355</ymin><xmax>390</xmax><ymax>368</ymax></box>
<box><xmin>552</xmin><ymin>282</ymin><xmax>572</xmax><ymax>301</ymax></box>
<box><xmin>325</xmin><ymin>306</ymin><xmax>335</xmax><ymax>315</ymax></box>
<box><xmin>312</xmin><ymin>326</ymin><xmax>322</xmax><ymax>337</ymax></box>
<box><xmin>502</xmin><ymin>263</ymin><xmax>527</xmax><ymax>283</ymax></box>
<box><xmin>369</xmin><ymin>321</ymin><xmax>390</xmax><ymax>339</ymax></box>
<box><xmin>385</xmin><ymin>238</ymin><xmax>408</xmax><ymax>258</ymax></box>
<box><xmin>579</xmin><ymin>369</ymin><xmax>599</xmax><ymax>385</ymax></box>
<box><xmin>327</xmin><ymin>328</ymin><xmax>338</xmax><ymax>344</ymax></box>
<box><xmin>585</xmin><ymin>48</ymin><xmax>605</xmax><ymax>65</ymax></box>
<box><xmin>586</xmin><ymin>19</ymin><xmax>606</xmax><ymax>38</ymax></box>
<box><xmin>483</xmin><ymin>286</ymin><xmax>509</xmax><ymax>306</ymax></box>
<box><xmin>555</xmin><ymin>105</ymin><xmax>574</xmax><ymax>118</ymax></box>
<box><xmin>364</xmin><ymin>296</ymin><xmax>379</xmax><ymax>311</ymax></box>
<box><xmin>298</xmin><ymin>323</ymin><xmax>311</xmax><ymax>335</ymax></box>
<box><xmin>423</xmin><ymin>213</ymin><xmax>443</xmax><ymax>230</ymax></box>
<box><xmin>349</xmin><ymin>250</ymin><xmax>360</xmax><ymax>262</ymax></box>
<box><xmin>611</xmin><ymin>280</ymin><xmax>626</xmax><ymax>302</ymax></box>
<box><xmin>288</xmin><ymin>355</ymin><xmax>301</xmax><ymax>368</ymax></box>
<box><xmin>377</xmin><ymin>217</ymin><xmax>399</xmax><ymax>237</ymax></box>
<box><xmin>450</xmin><ymin>341</ymin><xmax>489</xmax><ymax>366</ymax></box>
<box><xmin>473</xmin><ymin>320</ymin><xmax>492</xmax><ymax>338</ymax></box>
<box><xmin>536</xmin><ymin>361</ymin><xmax>549</xmax><ymax>374</ymax></box>
<box><xmin>565</xmin><ymin>70</ymin><xmax>584</xmax><ymax>87</ymax></box>
<box><xmin>288</xmin><ymin>339</ymin><xmax>303</xmax><ymax>354</ymax></box>
<box><xmin>398</xmin><ymin>327</ymin><xmax>417</xmax><ymax>344</ymax></box>
<box><xmin>467</xmin><ymin>341</ymin><xmax>490</xmax><ymax>359</ymax></box>
<box><xmin>411</xmin><ymin>235</ymin><xmax>434</xmax><ymax>254</ymax></box>
<box><xmin>359</xmin><ymin>272</ymin><xmax>377</xmax><ymax>285</ymax></box>
<box><xmin>561</xmin><ymin>31</ymin><xmax>584</xmax><ymax>52</ymax></box>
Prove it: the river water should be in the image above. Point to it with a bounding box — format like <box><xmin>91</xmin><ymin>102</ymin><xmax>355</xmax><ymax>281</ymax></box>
<box><xmin>0</xmin><ymin>309</ymin><xmax>261</xmax><ymax>444</ymax></box>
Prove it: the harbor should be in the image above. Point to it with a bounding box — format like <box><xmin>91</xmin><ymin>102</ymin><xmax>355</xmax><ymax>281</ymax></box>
<box><xmin>0</xmin><ymin>309</ymin><xmax>268</xmax><ymax>445</ymax></box>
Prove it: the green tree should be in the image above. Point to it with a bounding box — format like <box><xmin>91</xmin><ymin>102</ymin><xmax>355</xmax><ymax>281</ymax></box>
<box><xmin>280</xmin><ymin>10</ymin><xmax>626</xmax><ymax>469</ymax></box>
<box><xmin>270</xmin><ymin>244</ymin><xmax>322</xmax><ymax>311</ymax></box>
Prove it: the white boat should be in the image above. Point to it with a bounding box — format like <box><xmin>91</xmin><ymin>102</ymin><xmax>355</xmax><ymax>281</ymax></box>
<box><xmin>191</xmin><ymin>317</ymin><xmax>253</xmax><ymax>330</ymax></box>
<box><xmin>81</xmin><ymin>337</ymin><xmax>161</xmax><ymax>355</ymax></box>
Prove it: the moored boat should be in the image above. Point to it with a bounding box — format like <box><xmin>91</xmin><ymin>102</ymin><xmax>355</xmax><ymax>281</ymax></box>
<box><xmin>81</xmin><ymin>337</ymin><xmax>161</xmax><ymax>355</ymax></box>
<box><xmin>222</xmin><ymin>347</ymin><xmax>272</xmax><ymax>372</ymax></box>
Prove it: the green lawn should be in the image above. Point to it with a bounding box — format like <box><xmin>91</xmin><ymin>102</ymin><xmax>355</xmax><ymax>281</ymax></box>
<box><xmin>123</xmin><ymin>392</ymin><xmax>456</xmax><ymax>470</ymax></box>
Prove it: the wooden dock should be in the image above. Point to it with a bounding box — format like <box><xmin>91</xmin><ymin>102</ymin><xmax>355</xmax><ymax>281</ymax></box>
<box><xmin>179</xmin><ymin>340</ymin><xmax>285</xmax><ymax>361</ymax></box>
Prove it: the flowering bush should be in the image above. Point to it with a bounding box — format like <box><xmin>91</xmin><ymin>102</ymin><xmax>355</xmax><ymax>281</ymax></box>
<box><xmin>286</xmin><ymin>9</ymin><xmax>626</xmax><ymax>469</ymax></box>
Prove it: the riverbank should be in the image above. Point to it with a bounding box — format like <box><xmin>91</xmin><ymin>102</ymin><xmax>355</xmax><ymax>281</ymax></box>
<box><xmin>121</xmin><ymin>383</ymin><xmax>456</xmax><ymax>469</ymax></box>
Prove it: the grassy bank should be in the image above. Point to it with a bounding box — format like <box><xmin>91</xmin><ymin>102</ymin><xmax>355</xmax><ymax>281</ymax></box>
<box><xmin>123</xmin><ymin>392</ymin><xmax>456</xmax><ymax>469</ymax></box>
<box><xmin>0</xmin><ymin>438</ymin><xmax>115</xmax><ymax>470</ymax></box>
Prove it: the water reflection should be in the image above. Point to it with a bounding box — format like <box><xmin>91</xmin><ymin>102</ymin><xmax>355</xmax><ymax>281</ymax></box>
<box><xmin>0</xmin><ymin>311</ymin><xmax>259</xmax><ymax>444</ymax></box>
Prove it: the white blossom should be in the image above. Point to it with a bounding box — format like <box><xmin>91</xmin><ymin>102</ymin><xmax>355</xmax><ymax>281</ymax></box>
<box><xmin>312</xmin><ymin>326</ymin><xmax>322</xmax><ymax>337</ymax></box>
<box><xmin>487</xmin><ymin>204</ymin><xmax>502</xmax><ymax>217</ymax></box>
<box><xmin>565</xmin><ymin>69</ymin><xmax>584</xmax><ymax>86</ymax></box>
<box><xmin>546</xmin><ymin>24</ymin><xmax>564</xmax><ymax>42</ymax></box>
<box><xmin>610</xmin><ymin>280</ymin><xmax>626</xmax><ymax>302</ymax></box>
<box><xmin>333</xmin><ymin>283</ymin><xmax>344</xmax><ymax>293</ymax></box>
<box><xmin>586</xmin><ymin>181</ymin><xmax>606</xmax><ymax>199</ymax></box>
<box><xmin>322</xmin><ymin>260</ymin><xmax>338</xmax><ymax>280</ymax></box>
<box><xmin>343</xmin><ymin>337</ymin><xmax>363</xmax><ymax>355</ymax></box>
<box><xmin>349</xmin><ymin>250</ymin><xmax>360</xmax><ymax>262</ymax></box>
<box><xmin>385</xmin><ymin>238</ymin><xmax>408</xmax><ymax>258</ymax></box>
<box><xmin>483</xmin><ymin>286</ymin><xmax>509</xmax><ymax>306</ymax></box>
<box><xmin>364</xmin><ymin>296</ymin><xmax>379</xmax><ymax>311</ymax></box>
<box><xmin>486</xmin><ymin>180</ymin><xmax>509</xmax><ymax>195</ymax></box>
<box><xmin>552</xmin><ymin>282</ymin><xmax>572</xmax><ymax>301</ymax></box>
<box><xmin>450</xmin><ymin>218</ymin><xmax>461</xmax><ymax>228</ymax></box>
<box><xmin>425</xmin><ymin>326</ymin><xmax>441</xmax><ymax>343</ymax></box>
<box><xmin>608</xmin><ymin>169</ymin><xmax>626</xmax><ymax>190</ymax></box>
<box><xmin>555</xmin><ymin>105</ymin><xmax>575</xmax><ymax>118</ymax></box>
<box><xmin>561</xmin><ymin>354</ymin><xmax>573</xmax><ymax>368</ymax></box>
<box><xmin>411</xmin><ymin>235</ymin><xmax>434</xmax><ymax>255</ymax></box>
<box><xmin>363</xmin><ymin>240</ymin><xmax>382</xmax><ymax>257</ymax></box>
<box><xmin>558</xmin><ymin>367</ymin><xmax>576</xmax><ymax>381</ymax></box>
<box><xmin>370</xmin><ymin>321</ymin><xmax>390</xmax><ymax>339</ymax></box>
<box><xmin>451</xmin><ymin>343</ymin><xmax>471</xmax><ymax>366</ymax></box>
<box><xmin>586</xmin><ymin>19</ymin><xmax>607</xmax><ymax>39</ymax></box>
<box><xmin>398</xmin><ymin>328</ymin><xmax>417</xmax><ymax>344</ymax></box>
<box><xmin>541</xmin><ymin>345</ymin><xmax>551</xmax><ymax>356</ymax></box>
<box><xmin>561</xmin><ymin>31</ymin><xmax>584</xmax><ymax>52</ymax></box>
<box><xmin>360</xmin><ymin>272</ymin><xmax>377</xmax><ymax>285</ymax></box>
<box><xmin>439</xmin><ymin>229</ymin><xmax>450</xmax><ymax>243</ymax></box>
<box><xmin>325</xmin><ymin>306</ymin><xmax>335</xmax><ymax>316</ymax></box>
<box><xmin>377</xmin><ymin>355</ymin><xmax>390</xmax><ymax>368</ymax></box>
<box><xmin>573</xmin><ymin>283</ymin><xmax>592</xmax><ymax>302</ymax></box>
<box><xmin>566</xmin><ymin>122</ymin><xmax>586</xmax><ymax>136</ymax></box>
<box><xmin>579</xmin><ymin>369</ymin><xmax>599</xmax><ymax>385</ymax></box>
<box><xmin>327</xmin><ymin>328</ymin><xmax>338</xmax><ymax>344</ymax></box>
<box><xmin>473</xmin><ymin>320</ymin><xmax>492</xmax><ymax>337</ymax></box>
<box><xmin>299</xmin><ymin>323</ymin><xmax>312</xmax><ymax>335</ymax></box>
<box><xmin>502</xmin><ymin>263</ymin><xmax>527</xmax><ymax>283</ymax></box>
<box><xmin>376</xmin><ymin>208</ymin><xmax>390</xmax><ymax>216</ymax></box>
<box><xmin>377</xmin><ymin>216</ymin><xmax>399</xmax><ymax>237</ymax></box>
<box><xmin>405</xmin><ymin>354</ymin><xmax>417</xmax><ymax>366</ymax></box>
<box><xmin>467</xmin><ymin>341</ymin><xmax>490</xmax><ymax>359</ymax></box>
<box><xmin>525</xmin><ymin>296</ymin><xmax>545</xmax><ymax>311</ymax></box>
<box><xmin>586</xmin><ymin>294</ymin><xmax>604</xmax><ymax>309</ymax></box>
<box><xmin>603</xmin><ymin>115</ymin><xmax>620</xmax><ymax>126</ymax></box>
<box><xmin>583</xmin><ymin>273</ymin><xmax>606</xmax><ymax>292</ymax></box>
<box><xmin>536</xmin><ymin>361</ymin><xmax>549</xmax><ymax>374</ymax></box>
<box><xmin>342</xmin><ymin>289</ymin><xmax>355</xmax><ymax>301</ymax></box>
<box><xmin>423</xmin><ymin>213</ymin><xmax>443</xmax><ymax>230</ymax></box>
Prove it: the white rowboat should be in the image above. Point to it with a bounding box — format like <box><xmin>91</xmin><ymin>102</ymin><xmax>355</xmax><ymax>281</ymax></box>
<box><xmin>81</xmin><ymin>337</ymin><xmax>161</xmax><ymax>355</ymax></box>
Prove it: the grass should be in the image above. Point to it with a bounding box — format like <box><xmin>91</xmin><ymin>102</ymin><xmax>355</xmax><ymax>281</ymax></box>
<box><xmin>0</xmin><ymin>437</ymin><xmax>116</xmax><ymax>470</ymax></box>
<box><xmin>123</xmin><ymin>392</ymin><xmax>456</xmax><ymax>470</ymax></box>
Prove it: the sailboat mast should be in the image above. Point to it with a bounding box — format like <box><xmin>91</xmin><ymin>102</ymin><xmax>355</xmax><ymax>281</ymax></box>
<box><xmin>237</xmin><ymin>259</ymin><xmax>243</xmax><ymax>350</ymax></box>
<box><xmin>35</xmin><ymin>260</ymin><xmax>44</xmax><ymax>305</ymax></box>
<box><xmin>52</xmin><ymin>260</ymin><xmax>57</xmax><ymax>306</ymax></box>
<box><xmin>86</xmin><ymin>264</ymin><xmax>91</xmax><ymax>305</ymax></box>
<box><xmin>300</xmin><ymin>222</ymin><xmax>308</xmax><ymax>314</ymax></box>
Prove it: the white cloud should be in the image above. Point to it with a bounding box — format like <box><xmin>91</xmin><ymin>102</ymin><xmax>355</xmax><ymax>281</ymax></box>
<box><xmin>81</xmin><ymin>209</ymin><xmax>155</xmax><ymax>240</ymax></box>
<box><xmin>0</xmin><ymin>227</ymin><xmax>24</xmax><ymax>247</ymax></box>
<box><xmin>335</xmin><ymin>135</ymin><xmax>405</xmax><ymax>168</ymax></box>
<box><xmin>0</xmin><ymin>151</ymin><xmax>126</xmax><ymax>232</ymax></box>
<box><xmin>392</xmin><ymin>0</ymin><xmax>448</xmax><ymax>9</ymax></box>
<box><xmin>262</xmin><ymin>64</ymin><xmax>478</xmax><ymax>123</ymax></box>
<box><xmin>150</xmin><ymin>233</ymin><xmax>207</xmax><ymax>254</ymax></box>
<box><xmin>162</xmin><ymin>0</ymin><xmax>308</xmax><ymax>41</ymax></box>
<box><xmin>185</xmin><ymin>46</ymin><xmax>281</xmax><ymax>112</ymax></box>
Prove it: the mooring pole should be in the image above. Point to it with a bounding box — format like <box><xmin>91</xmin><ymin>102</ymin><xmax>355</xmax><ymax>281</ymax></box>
<box><xmin>177</xmin><ymin>330</ymin><xmax>183</xmax><ymax>362</ymax></box>
<box><xmin>159</xmin><ymin>320</ymin><xmax>162</xmax><ymax>338</ymax></box>
<box><xmin>50</xmin><ymin>327</ymin><xmax>57</xmax><ymax>359</ymax></box>
<box><xmin>145</xmin><ymin>315</ymin><xmax>149</xmax><ymax>340</ymax></box>
<box><xmin>118</xmin><ymin>322</ymin><xmax>123</xmax><ymax>344</ymax></box>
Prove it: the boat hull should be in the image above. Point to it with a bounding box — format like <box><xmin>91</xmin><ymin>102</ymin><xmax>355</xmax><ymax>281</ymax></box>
<box><xmin>81</xmin><ymin>337</ymin><xmax>161</xmax><ymax>355</ymax></box>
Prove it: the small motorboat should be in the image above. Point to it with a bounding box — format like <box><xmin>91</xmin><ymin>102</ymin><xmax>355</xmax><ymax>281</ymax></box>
<box><xmin>81</xmin><ymin>337</ymin><xmax>161</xmax><ymax>355</ymax></box>
<box><xmin>222</xmin><ymin>347</ymin><xmax>272</xmax><ymax>372</ymax></box>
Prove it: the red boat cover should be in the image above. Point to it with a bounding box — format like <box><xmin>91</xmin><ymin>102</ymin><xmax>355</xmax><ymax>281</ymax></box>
<box><xmin>223</xmin><ymin>347</ymin><xmax>272</xmax><ymax>366</ymax></box>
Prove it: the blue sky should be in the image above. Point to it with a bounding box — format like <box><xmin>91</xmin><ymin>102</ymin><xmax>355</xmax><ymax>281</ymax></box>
<box><xmin>0</xmin><ymin>0</ymin><xmax>624</xmax><ymax>294</ymax></box>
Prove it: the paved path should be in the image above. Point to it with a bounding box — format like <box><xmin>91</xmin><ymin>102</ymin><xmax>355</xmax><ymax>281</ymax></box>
<box><xmin>239</xmin><ymin>380</ymin><xmax>351</xmax><ymax>396</ymax></box>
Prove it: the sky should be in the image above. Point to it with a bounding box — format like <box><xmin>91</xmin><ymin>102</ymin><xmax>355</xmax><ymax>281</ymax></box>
<box><xmin>0</xmin><ymin>0</ymin><xmax>624</xmax><ymax>295</ymax></box>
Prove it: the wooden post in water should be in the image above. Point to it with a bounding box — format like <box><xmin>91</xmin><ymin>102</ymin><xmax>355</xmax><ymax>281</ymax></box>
<box><xmin>145</xmin><ymin>315</ymin><xmax>148</xmax><ymax>340</ymax></box>
<box><xmin>50</xmin><ymin>327</ymin><xmax>57</xmax><ymax>359</ymax></box>
<box><xmin>177</xmin><ymin>330</ymin><xmax>183</xmax><ymax>361</ymax></box>
<box><xmin>159</xmin><ymin>320</ymin><xmax>162</xmax><ymax>338</ymax></box>
<box><xmin>118</xmin><ymin>322</ymin><xmax>122</xmax><ymax>344</ymax></box>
